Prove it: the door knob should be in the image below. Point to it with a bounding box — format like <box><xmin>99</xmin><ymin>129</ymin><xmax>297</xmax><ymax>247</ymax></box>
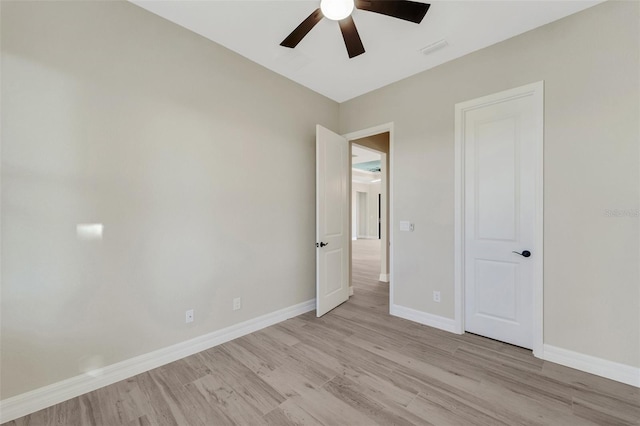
<box><xmin>316</xmin><ymin>242</ymin><xmax>329</xmax><ymax>247</ymax></box>
<box><xmin>512</xmin><ymin>250</ymin><xmax>531</xmax><ymax>258</ymax></box>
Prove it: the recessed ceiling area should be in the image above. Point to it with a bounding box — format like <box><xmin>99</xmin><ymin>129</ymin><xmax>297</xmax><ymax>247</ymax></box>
<box><xmin>130</xmin><ymin>1</ymin><xmax>603</xmax><ymax>102</ymax></box>
<box><xmin>352</xmin><ymin>144</ymin><xmax>381</xmax><ymax>166</ymax></box>
<box><xmin>352</xmin><ymin>145</ymin><xmax>381</xmax><ymax>182</ymax></box>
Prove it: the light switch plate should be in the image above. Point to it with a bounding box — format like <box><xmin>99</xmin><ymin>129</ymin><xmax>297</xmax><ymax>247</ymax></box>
<box><xmin>400</xmin><ymin>221</ymin><xmax>412</xmax><ymax>232</ymax></box>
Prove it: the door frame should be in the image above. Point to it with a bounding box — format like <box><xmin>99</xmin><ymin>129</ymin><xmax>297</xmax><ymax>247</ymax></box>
<box><xmin>453</xmin><ymin>82</ymin><xmax>544</xmax><ymax>357</ymax></box>
<box><xmin>342</xmin><ymin>122</ymin><xmax>394</xmax><ymax>303</ymax></box>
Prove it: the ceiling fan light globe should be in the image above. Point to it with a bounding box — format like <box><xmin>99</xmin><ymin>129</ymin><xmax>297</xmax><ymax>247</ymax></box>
<box><xmin>320</xmin><ymin>0</ymin><xmax>354</xmax><ymax>21</ymax></box>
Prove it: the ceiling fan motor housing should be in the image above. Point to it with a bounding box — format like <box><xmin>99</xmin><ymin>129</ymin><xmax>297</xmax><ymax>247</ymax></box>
<box><xmin>320</xmin><ymin>0</ymin><xmax>355</xmax><ymax>21</ymax></box>
<box><xmin>280</xmin><ymin>0</ymin><xmax>431</xmax><ymax>59</ymax></box>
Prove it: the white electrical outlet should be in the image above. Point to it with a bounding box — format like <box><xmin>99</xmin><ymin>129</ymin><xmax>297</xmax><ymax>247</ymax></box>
<box><xmin>433</xmin><ymin>291</ymin><xmax>441</xmax><ymax>303</ymax></box>
<box><xmin>233</xmin><ymin>297</ymin><xmax>241</xmax><ymax>311</ymax></box>
<box><xmin>185</xmin><ymin>309</ymin><xmax>194</xmax><ymax>323</ymax></box>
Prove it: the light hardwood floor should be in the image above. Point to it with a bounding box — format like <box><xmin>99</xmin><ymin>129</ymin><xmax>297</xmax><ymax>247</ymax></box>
<box><xmin>5</xmin><ymin>239</ymin><xmax>640</xmax><ymax>425</ymax></box>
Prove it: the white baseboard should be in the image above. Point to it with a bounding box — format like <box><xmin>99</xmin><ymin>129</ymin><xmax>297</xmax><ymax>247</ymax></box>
<box><xmin>390</xmin><ymin>304</ymin><xmax>457</xmax><ymax>333</ymax></box>
<box><xmin>349</xmin><ymin>286</ymin><xmax>354</xmax><ymax>296</ymax></box>
<box><xmin>379</xmin><ymin>274</ymin><xmax>389</xmax><ymax>282</ymax></box>
<box><xmin>0</xmin><ymin>299</ymin><xmax>316</xmax><ymax>423</ymax></box>
<box><xmin>542</xmin><ymin>344</ymin><xmax>640</xmax><ymax>388</ymax></box>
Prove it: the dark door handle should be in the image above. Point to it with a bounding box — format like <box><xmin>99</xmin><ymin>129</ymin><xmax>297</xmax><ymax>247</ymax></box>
<box><xmin>512</xmin><ymin>250</ymin><xmax>531</xmax><ymax>258</ymax></box>
<box><xmin>316</xmin><ymin>242</ymin><xmax>329</xmax><ymax>247</ymax></box>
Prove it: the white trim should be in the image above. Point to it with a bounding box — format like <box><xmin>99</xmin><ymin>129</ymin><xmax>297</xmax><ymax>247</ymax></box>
<box><xmin>0</xmin><ymin>299</ymin><xmax>315</xmax><ymax>424</ymax></box>
<box><xmin>542</xmin><ymin>345</ymin><xmax>640</xmax><ymax>388</ymax></box>
<box><xmin>349</xmin><ymin>286</ymin><xmax>355</xmax><ymax>296</ymax></box>
<box><xmin>379</xmin><ymin>274</ymin><xmax>389</xmax><ymax>282</ymax></box>
<box><xmin>532</xmin><ymin>82</ymin><xmax>545</xmax><ymax>357</ymax></box>
<box><xmin>342</xmin><ymin>122</ymin><xmax>395</xmax><ymax>142</ymax></box>
<box><xmin>343</xmin><ymin>122</ymin><xmax>394</xmax><ymax>309</ymax></box>
<box><xmin>390</xmin><ymin>304</ymin><xmax>458</xmax><ymax>333</ymax></box>
<box><xmin>454</xmin><ymin>81</ymin><xmax>545</xmax><ymax>352</ymax></box>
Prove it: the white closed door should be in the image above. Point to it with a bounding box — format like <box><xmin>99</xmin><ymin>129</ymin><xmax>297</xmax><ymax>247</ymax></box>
<box><xmin>462</xmin><ymin>84</ymin><xmax>542</xmax><ymax>349</ymax></box>
<box><xmin>316</xmin><ymin>125</ymin><xmax>350</xmax><ymax>317</ymax></box>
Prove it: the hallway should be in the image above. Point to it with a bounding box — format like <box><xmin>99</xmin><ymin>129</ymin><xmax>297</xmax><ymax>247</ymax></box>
<box><xmin>351</xmin><ymin>238</ymin><xmax>384</xmax><ymax>297</ymax></box>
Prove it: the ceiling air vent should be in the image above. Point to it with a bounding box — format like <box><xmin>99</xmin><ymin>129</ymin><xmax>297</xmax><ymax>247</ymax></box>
<box><xmin>420</xmin><ymin>39</ymin><xmax>448</xmax><ymax>56</ymax></box>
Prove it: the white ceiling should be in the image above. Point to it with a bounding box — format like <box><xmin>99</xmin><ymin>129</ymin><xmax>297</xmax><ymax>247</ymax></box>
<box><xmin>352</xmin><ymin>145</ymin><xmax>381</xmax><ymax>165</ymax></box>
<box><xmin>131</xmin><ymin>0</ymin><xmax>603</xmax><ymax>102</ymax></box>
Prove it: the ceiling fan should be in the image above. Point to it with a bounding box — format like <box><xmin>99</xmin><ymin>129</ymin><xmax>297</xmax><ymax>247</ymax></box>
<box><xmin>280</xmin><ymin>0</ymin><xmax>431</xmax><ymax>59</ymax></box>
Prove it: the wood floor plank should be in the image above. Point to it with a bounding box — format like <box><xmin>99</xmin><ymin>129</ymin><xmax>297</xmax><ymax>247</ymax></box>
<box><xmin>322</xmin><ymin>375</ymin><xmax>416</xmax><ymax>426</ymax></box>
<box><xmin>190</xmin><ymin>374</ymin><xmax>267</xmax><ymax>425</ymax></box>
<box><xmin>62</xmin><ymin>393</ymin><xmax>100</xmax><ymax>426</ymax></box>
<box><xmin>179</xmin><ymin>381</ymin><xmax>238</xmax><ymax>425</ymax></box>
<box><xmin>258</xmin><ymin>366</ymin><xmax>321</xmax><ymax>400</ymax></box>
<box><xmin>572</xmin><ymin>397</ymin><xmax>639</xmax><ymax>426</ymax></box>
<box><xmin>260</xmin><ymin>323</ymin><xmax>301</xmax><ymax>347</ymax></box>
<box><xmin>219</xmin><ymin>339</ymin><xmax>280</xmax><ymax>376</ymax></box>
<box><xmin>294</xmin><ymin>333</ymin><xmax>397</xmax><ymax>378</ymax></box>
<box><xmin>262</xmin><ymin>407</ymin><xmax>302</xmax><ymax>426</ymax></box>
<box><xmin>406</xmin><ymin>392</ymin><xmax>503</xmax><ymax>426</ymax></box>
<box><xmin>543</xmin><ymin>360</ymin><xmax>640</xmax><ymax>405</ymax></box>
<box><xmin>134</xmin><ymin>371</ymin><xmax>183</xmax><ymax>426</ymax></box>
<box><xmin>112</xmin><ymin>379</ymin><xmax>153</xmax><ymax>424</ymax></box>
<box><xmin>152</xmin><ymin>358</ymin><xmax>201</xmax><ymax>388</ymax></box>
<box><xmin>274</xmin><ymin>388</ymin><xmax>374</xmax><ymax>426</ymax></box>
<box><xmin>125</xmin><ymin>415</ymin><xmax>152</xmax><ymax>426</ymax></box>
<box><xmin>287</xmin><ymin>341</ymin><xmax>346</xmax><ymax>375</ymax></box>
<box><xmin>89</xmin><ymin>385</ymin><xmax>129</xmax><ymax>425</ymax></box>
<box><xmin>78</xmin><ymin>388</ymin><xmax>109</xmax><ymax>426</ymax></box>
<box><xmin>266</xmin><ymin>399</ymin><xmax>326</xmax><ymax>426</ymax></box>
<box><xmin>573</xmin><ymin>384</ymin><xmax>640</xmax><ymax>417</ymax></box>
<box><xmin>341</xmin><ymin>365</ymin><xmax>417</xmax><ymax>408</ymax></box>
<box><xmin>5</xmin><ymin>239</ymin><xmax>639</xmax><ymax>425</ymax></box>
<box><xmin>197</xmin><ymin>347</ymin><xmax>286</xmax><ymax>415</ymax></box>
<box><xmin>318</xmin><ymin>313</ymin><xmax>410</xmax><ymax>349</ymax></box>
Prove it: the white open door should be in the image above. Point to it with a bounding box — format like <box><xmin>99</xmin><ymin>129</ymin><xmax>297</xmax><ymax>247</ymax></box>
<box><xmin>316</xmin><ymin>125</ymin><xmax>350</xmax><ymax>317</ymax></box>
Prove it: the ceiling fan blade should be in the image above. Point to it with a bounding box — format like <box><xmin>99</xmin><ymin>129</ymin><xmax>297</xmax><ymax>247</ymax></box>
<box><xmin>338</xmin><ymin>16</ymin><xmax>365</xmax><ymax>58</ymax></box>
<box><xmin>280</xmin><ymin>8</ymin><xmax>324</xmax><ymax>48</ymax></box>
<box><xmin>355</xmin><ymin>0</ymin><xmax>430</xmax><ymax>24</ymax></box>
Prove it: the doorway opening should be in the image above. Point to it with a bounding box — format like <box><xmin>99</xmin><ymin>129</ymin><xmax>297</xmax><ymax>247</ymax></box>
<box><xmin>314</xmin><ymin>123</ymin><xmax>391</xmax><ymax>317</ymax></box>
<box><xmin>346</xmin><ymin>128</ymin><xmax>391</xmax><ymax>300</ymax></box>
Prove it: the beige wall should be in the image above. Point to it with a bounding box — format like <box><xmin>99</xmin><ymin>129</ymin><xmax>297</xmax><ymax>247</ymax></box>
<box><xmin>352</xmin><ymin>180</ymin><xmax>381</xmax><ymax>239</ymax></box>
<box><xmin>340</xmin><ymin>1</ymin><xmax>640</xmax><ymax>367</ymax></box>
<box><xmin>1</xmin><ymin>0</ymin><xmax>338</xmax><ymax>398</ymax></box>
